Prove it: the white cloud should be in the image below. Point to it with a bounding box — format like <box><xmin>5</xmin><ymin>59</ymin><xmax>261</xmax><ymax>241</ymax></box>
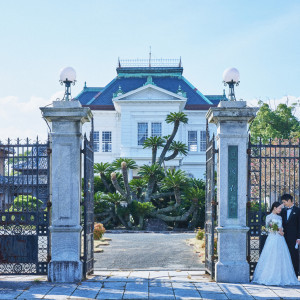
<box><xmin>0</xmin><ymin>93</ymin><xmax>62</xmax><ymax>142</ymax></box>
<box><xmin>246</xmin><ymin>95</ymin><xmax>300</xmax><ymax>120</ymax></box>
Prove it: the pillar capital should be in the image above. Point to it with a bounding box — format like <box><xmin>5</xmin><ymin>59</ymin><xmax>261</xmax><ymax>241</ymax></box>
<box><xmin>206</xmin><ymin>101</ymin><xmax>258</xmax><ymax>125</ymax></box>
<box><xmin>40</xmin><ymin>100</ymin><xmax>92</xmax><ymax>125</ymax></box>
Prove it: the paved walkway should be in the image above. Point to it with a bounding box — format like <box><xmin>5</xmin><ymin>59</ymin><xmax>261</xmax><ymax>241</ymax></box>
<box><xmin>1</xmin><ymin>271</ymin><xmax>300</xmax><ymax>299</ymax></box>
<box><xmin>94</xmin><ymin>233</ymin><xmax>203</xmax><ymax>270</ymax></box>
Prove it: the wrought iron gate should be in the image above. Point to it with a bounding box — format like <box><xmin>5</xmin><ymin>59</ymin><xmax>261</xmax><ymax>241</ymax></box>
<box><xmin>81</xmin><ymin>134</ymin><xmax>94</xmax><ymax>277</ymax></box>
<box><xmin>0</xmin><ymin>138</ymin><xmax>50</xmax><ymax>275</ymax></box>
<box><xmin>247</xmin><ymin>137</ymin><xmax>300</xmax><ymax>275</ymax></box>
<box><xmin>205</xmin><ymin>129</ymin><xmax>217</xmax><ymax>279</ymax></box>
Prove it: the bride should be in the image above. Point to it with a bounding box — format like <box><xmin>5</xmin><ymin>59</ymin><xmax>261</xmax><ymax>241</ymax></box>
<box><xmin>252</xmin><ymin>201</ymin><xmax>299</xmax><ymax>286</ymax></box>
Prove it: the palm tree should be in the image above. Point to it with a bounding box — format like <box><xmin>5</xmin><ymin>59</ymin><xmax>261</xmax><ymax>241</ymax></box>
<box><xmin>112</xmin><ymin>158</ymin><xmax>138</xmax><ymax>170</ymax></box>
<box><xmin>93</xmin><ymin>111</ymin><xmax>200</xmax><ymax>229</ymax></box>
<box><xmin>143</xmin><ymin>136</ymin><xmax>165</xmax><ymax>163</ymax></box>
<box><xmin>102</xmin><ymin>192</ymin><xmax>124</xmax><ymax>204</ymax></box>
<box><xmin>158</xmin><ymin>112</ymin><xmax>188</xmax><ymax>165</ymax></box>
<box><xmin>138</xmin><ymin>164</ymin><xmax>165</xmax><ymax>181</ymax></box>
<box><xmin>129</xmin><ymin>178</ymin><xmax>147</xmax><ymax>199</ymax></box>
<box><xmin>138</xmin><ymin>164</ymin><xmax>165</xmax><ymax>201</ymax></box>
<box><xmin>102</xmin><ymin>192</ymin><xmax>132</xmax><ymax>229</ymax></box>
<box><xmin>165</xmin><ymin>141</ymin><xmax>188</xmax><ymax>161</ymax></box>
<box><xmin>162</xmin><ymin>169</ymin><xmax>188</xmax><ymax>205</ymax></box>
<box><xmin>183</xmin><ymin>183</ymin><xmax>205</xmax><ymax>228</ymax></box>
<box><xmin>94</xmin><ymin>162</ymin><xmax>114</xmax><ymax>192</ymax></box>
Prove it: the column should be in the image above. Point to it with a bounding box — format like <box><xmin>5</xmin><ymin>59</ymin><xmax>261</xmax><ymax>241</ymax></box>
<box><xmin>41</xmin><ymin>100</ymin><xmax>92</xmax><ymax>282</ymax></box>
<box><xmin>206</xmin><ymin>101</ymin><xmax>258</xmax><ymax>283</ymax></box>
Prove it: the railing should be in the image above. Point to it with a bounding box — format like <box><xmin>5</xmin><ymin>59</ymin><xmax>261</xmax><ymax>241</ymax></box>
<box><xmin>118</xmin><ymin>58</ymin><xmax>182</xmax><ymax>68</ymax></box>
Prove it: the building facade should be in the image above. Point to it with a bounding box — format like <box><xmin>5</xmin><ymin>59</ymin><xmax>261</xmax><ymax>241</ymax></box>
<box><xmin>76</xmin><ymin>59</ymin><xmax>226</xmax><ymax>179</ymax></box>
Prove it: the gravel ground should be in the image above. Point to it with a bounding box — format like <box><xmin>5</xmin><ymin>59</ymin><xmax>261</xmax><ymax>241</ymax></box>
<box><xmin>94</xmin><ymin>232</ymin><xmax>204</xmax><ymax>270</ymax></box>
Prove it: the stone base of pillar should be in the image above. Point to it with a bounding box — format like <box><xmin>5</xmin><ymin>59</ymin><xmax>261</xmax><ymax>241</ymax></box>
<box><xmin>48</xmin><ymin>261</ymin><xmax>83</xmax><ymax>283</ymax></box>
<box><xmin>216</xmin><ymin>261</ymin><xmax>249</xmax><ymax>283</ymax></box>
<box><xmin>215</xmin><ymin>226</ymin><xmax>249</xmax><ymax>283</ymax></box>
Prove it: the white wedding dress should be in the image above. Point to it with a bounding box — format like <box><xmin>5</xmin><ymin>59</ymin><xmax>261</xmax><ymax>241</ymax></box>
<box><xmin>252</xmin><ymin>213</ymin><xmax>299</xmax><ymax>286</ymax></box>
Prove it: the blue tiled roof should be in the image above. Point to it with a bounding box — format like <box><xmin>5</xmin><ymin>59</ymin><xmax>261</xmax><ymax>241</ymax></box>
<box><xmin>76</xmin><ymin>87</ymin><xmax>104</xmax><ymax>105</ymax></box>
<box><xmin>206</xmin><ymin>94</ymin><xmax>227</xmax><ymax>104</ymax></box>
<box><xmin>76</xmin><ymin>72</ymin><xmax>227</xmax><ymax>109</ymax></box>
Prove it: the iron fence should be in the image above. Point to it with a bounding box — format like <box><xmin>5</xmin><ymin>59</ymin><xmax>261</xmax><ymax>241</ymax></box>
<box><xmin>0</xmin><ymin>138</ymin><xmax>50</xmax><ymax>275</ymax></box>
<box><xmin>247</xmin><ymin>137</ymin><xmax>300</xmax><ymax>275</ymax></box>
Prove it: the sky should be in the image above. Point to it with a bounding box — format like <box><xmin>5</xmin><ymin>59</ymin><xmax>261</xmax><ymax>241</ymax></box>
<box><xmin>0</xmin><ymin>0</ymin><xmax>299</xmax><ymax>140</ymax></box>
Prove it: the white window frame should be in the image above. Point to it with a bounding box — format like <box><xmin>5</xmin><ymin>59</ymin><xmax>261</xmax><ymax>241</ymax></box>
<box><xmin>200</xmin><ymin>130</ymin><xmax>206</xmax><ymax>152</ymax></box>
<box><xmin>102</xmin><ymin>131</ymin><xmax>112</xmax><ymax>152</ymax></box>
<box><xmin>188</xmin><ymin>130</ymin><xmax>198</xmax><ymax>152</ymax></box>
<box><xmin>138</xmin><ymin>122</ymin><xmax>148</xmax><ymax>146</ymax></box>
<box><xmin>93</xmin><ymin>131</ymin><xmax>100</xmax><ymax>152</ymax></box>
<box><xmin>151</xmin><ymin>122</ymin><xmax>162</xmax><ymax>137</ymax></box>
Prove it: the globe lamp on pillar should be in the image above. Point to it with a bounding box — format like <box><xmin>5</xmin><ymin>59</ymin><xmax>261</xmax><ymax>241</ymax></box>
<box><xmin>222</xmin><ymin>68</ymin><xmax>240</xmax><ymax>101</ymax></box>
<box><xmin>59</xmin><ymin>67</ymin><xmax>77</xmax><ymax>101</ymax></box>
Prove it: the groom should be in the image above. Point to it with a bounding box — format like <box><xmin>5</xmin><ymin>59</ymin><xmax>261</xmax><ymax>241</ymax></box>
<box><xmin>281</xmin><ymin>193</ymin><xmax>300</xmax><ymax>277</ymax></box>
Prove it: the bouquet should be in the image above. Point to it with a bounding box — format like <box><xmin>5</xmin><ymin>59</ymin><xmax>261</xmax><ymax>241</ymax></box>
<box><xmin>266</xmin><ymin>221</ymin><xmax>279</xmax><ymax>233</ymax></box>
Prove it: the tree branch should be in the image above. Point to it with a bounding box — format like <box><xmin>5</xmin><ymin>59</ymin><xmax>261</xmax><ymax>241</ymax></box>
<box><xmin>152</xmin><ymin>147</ymin><xmax>157</xmax><ymax>164</ymax></box>
<box><xmin>150</xmin><ymin>191</ymin><xmax>174</xmax><ymax>199</ymax></box>
<box><xmin>100</xmin><ymin>213</ymin><xmax>114</xmax><ymax>225</ymax></box>
<box><xmin>145</xmin><ymin>175</ymin><xmax>156</xmax><ymax>202</ymax></box>
<box><xmin>111</xmin><ymin>172</ymin><xmax>127</xmax><ymax>198</ymax></box>
<box><xmin>121</xmin><ymin>162</ymin><xmax>132</xmax><ymax>203</ymax></box>
<box><xmin>154</xmin><ymin>203</ymin><xmax>180</xmax><ymax>214</ymax></box>
<box><xmin>164</xmin><ymin>150</ymin><xmax>178</xmax><ymax>161</ymax></box>
<box><xmin>100</xmin><ymin>173</ymin><xmax>113</xmax><ymax>193</ymax></box>
<box><xmin>158</xmin><ymin>121</ymin><xmax>179</xmax><ymax>165</ymax></box>
<box><xmin>151</xmin><ymin>204</ymin><xmax>196</xmax><ymax>222</ymax></box>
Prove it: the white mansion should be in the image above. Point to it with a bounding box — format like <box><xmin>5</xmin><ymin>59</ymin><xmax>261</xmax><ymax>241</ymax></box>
<box><xmin>76</xmin><ymin>59</ymin><xmax>227</xmax><ymax>179</ymax></box>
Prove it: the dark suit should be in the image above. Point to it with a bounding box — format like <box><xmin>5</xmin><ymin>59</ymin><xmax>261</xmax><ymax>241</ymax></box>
<box><xmin>281</xmin><ymin>206</ymin><xmax>300</xmax><ymax>276</ymax></box>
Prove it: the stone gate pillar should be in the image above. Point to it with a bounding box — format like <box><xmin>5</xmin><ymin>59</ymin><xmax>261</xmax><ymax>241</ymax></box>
<box><xmin>206</xmin><ymin>101</ymin><xmax>258</xmax><ymax>283</ymax></box>
<box><xmin>41</xmin><ymin>100</ymin><xmax>92</xmax><ymax>282</ymax></box>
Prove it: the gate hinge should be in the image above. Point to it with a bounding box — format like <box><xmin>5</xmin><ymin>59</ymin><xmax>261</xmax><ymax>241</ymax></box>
<box><xmin>246</xmin><ymin>201</ymin><xmax>251</xmax><ymax>209</ymax></box>
<box><xmin>81</xmin><ymin>149</ymin><xmax>85</xmax><ymax>154</ymax></box>
<box><xmin>212</xmin><ymin>200</ymin><xmax>218</xmax><ymax>206</ymax></box>
<box><xmin>246</xmin><ymin>148</ymin><xmax>251</xmax><ymax>155</ymax></box>
<box><xmin>47</xmin><ymin>148</ymin><xmax>52</xmax><ymax>155</ymax></box>
<box><xmin>47</xmin><ymin>255</ymin><xmax>51</xmax><ymax>262</ymax></box>
<box><xmin>214</xmin><ymin>149</ymin><xmax>219</xmax><ymax>154</ymax></box>
<box><xmin>246</xmin><ymin>255</ymin><xmax>250</xmax><ymax>263</ymax></box>
<box><xmin>47</xmin><ymin>200</ymin><xmax>52</xmax><ymax>209</ymax></box>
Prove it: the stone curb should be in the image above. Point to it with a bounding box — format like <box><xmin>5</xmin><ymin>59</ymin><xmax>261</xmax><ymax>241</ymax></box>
<box><xmin>105</xmin><ymin>230</ymin><xmax>195</xmax><ymax>234</ymax></box>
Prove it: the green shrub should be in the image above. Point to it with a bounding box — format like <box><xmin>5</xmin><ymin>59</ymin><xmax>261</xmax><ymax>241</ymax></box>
<box><xmin>196</xmin><ymin>228</ymin><xmax>204</xmax><ymax>240</ymax></box>
<box><xmin>129</xmin><ymin>201</ymin><xmax>155</xmax><ymax>219</ymax></box>
<box><xmin>249</xmin><ymin>201</ymin><xmax>268</xmax><ymax>212</ymax></box>
<box><xmin>94</xmin><ymin>223</ymin><xmax>106</xmax><ymax>240</ymax></box>
<box><xmin>7</xmin><ymin>195</ymin><xmax>44</xmax><ymax>212</ymax></box>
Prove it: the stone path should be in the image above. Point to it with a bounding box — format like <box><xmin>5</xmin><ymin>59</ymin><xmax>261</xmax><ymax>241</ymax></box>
<box><xmin>1</xmin><ymin>271</ymin><xmax>300</xmax><ymax>299</ymax></box>
<box><xmin>94</xmin><ymin>232</ymin><xmax>204</xmax><ymax>270</ymax></box>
